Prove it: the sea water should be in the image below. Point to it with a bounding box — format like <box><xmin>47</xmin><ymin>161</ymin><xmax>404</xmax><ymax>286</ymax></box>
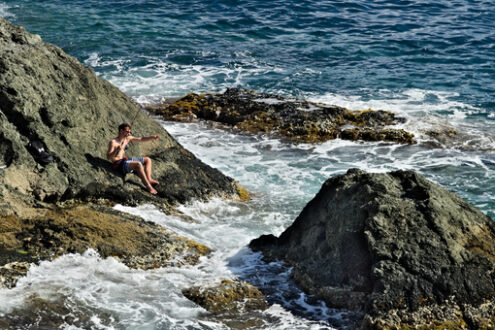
<box><xmin>1</xmin><ymin>1</ymin><xmax>494</xmax><ymax>329</ymax></box>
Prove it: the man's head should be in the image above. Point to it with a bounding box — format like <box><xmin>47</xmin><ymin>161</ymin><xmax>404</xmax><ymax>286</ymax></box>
<box><xmin>118</xmin><ymin>123</ymin><xmax>131</xmax><ymax>136</ymax></box>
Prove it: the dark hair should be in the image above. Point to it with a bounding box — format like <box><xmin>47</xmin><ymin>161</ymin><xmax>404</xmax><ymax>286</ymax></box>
<box><xmin>118</xmin><ymin>123</ymin><xmax>130</xmax><ymax>132</ymax></box>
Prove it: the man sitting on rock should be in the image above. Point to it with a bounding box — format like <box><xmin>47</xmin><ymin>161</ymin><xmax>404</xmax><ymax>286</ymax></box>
<box><xmin>107</xmin><ymin>123</ymin><xmax>160</xmax><ymax>195</ymax></box>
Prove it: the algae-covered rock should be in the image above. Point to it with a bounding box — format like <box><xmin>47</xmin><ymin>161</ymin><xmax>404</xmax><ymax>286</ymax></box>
<box><xmin>182</xmin><ymin>279</ymin><xmax>268</xmax><ymax>314</ymax></box>
<box><xmin>250</xmin><ymin>169</ymin><xmax>495</xmax><ymax>328</ymax></box>
<box><xmin>145</xmin><ymin>88</ymin><xmax>415</xmax><ymax>144</ymax></box>
<box><xmin>0</xmin><ymin>204</ymin><xmax>211</xmax><ymax>289</ymax></box>
<box><xmin>182</xmin><ymin>279</ymin><xmax>269</xmax><ymax>329</ymax></box>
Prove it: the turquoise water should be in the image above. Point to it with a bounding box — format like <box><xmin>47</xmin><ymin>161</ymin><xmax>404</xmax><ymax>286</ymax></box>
<box><xmin>1</xmin><ymin>1</ymin><xmax>495</xmax><ymax>328</ymax></box>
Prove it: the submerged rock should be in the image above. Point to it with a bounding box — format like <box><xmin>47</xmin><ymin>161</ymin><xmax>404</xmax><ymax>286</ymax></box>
<box><xmin>250</xmin><ymin>169</ymin><xmax>495</xmax><ymax>328</ymax></box>
<box><xmin>182</xmin><ymin>279</ymin><xmax>269</xmax><ymax>328</ymax></box>
<box><xmin>144</xmin><ymin>89</ymin><xmax>416</xmax><ymax>144</ymax></box>
<box><xmin>0</xmin><ymin>294</ymin><xmax>116</xmax><ymax>329</ymax></box>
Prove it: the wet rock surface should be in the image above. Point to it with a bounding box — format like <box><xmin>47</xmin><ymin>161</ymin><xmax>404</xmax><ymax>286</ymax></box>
<box><xmin>0</xmin><ymin>18</ymin><xmax>242</xmax><ymax>288</ymax></box>
<box><xmin>0</xmin><ymin>204</ymin><xmax>211</xmax><ymax>289</ymax></box>
<box><xmin>182</xmin><ymin>279</ymin><xmax>269</xmax><ymax>329</ymax></box>
<box><xmin>144</xmin><ymin>88</ymin><xmax>416</xmax><ymax>144</ymax></box>
<box><xmin>250</xmin><ymin>169</ymin><xmax>495</xmax><ymax>328</ymax></box>
<box><xmin>0</xmin><ymin>294</ymin><xmax>117</xmax><ymax>329</ymax></box>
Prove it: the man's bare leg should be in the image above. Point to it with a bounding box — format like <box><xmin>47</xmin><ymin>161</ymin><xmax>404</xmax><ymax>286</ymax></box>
<box><xmin>130</xmin><ymin>162</ymin><xmax>157</xmax><ymax>194</ymax></box>
<box><xmin>143</xmin><ymin>157</ymin><xmax>159</xmax><ymax>185</ymax></box>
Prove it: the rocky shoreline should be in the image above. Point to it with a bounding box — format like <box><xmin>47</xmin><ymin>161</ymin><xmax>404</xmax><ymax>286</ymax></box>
<box><xmin>0</xmin><ymin>17</ymin><xmax>244</xmax><ymax>289</ymax></box>
<box><xmin>0</xmin><ymin>203</ymin><xmax>211</xmax><ymax>288</ymax></box>
<box><xmin>2</xmin><ymin>17</ymin><xmax>495</xmax><ymax>329</ymax></box>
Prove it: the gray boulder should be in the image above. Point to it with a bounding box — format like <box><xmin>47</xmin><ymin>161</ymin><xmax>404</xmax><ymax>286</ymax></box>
<box><xmin>0</xmin><ymin>17</ymin><xmax>242</xmax><ymax>212</ymax></box>
<box><xmin>250</xmin><ymin>169</ymin><xmax>495</xmax><ymax>328</ymax></box>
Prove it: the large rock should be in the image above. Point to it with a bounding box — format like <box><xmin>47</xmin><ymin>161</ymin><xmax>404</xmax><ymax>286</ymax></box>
<box><xmin>144</xmin><ymin>89</ymin><xmax>416</xmax><ymax>144</ymax></box>
<box><xmin>0</xmin><ymin>17</ymin><xmax>246</xmax><ymax>289</ymax></box>
<box><xmin>250</xmin><ymin>169</ymin><xmax>495</xmax><ymax>328</ymax></box>
<box><xmin>0</xmin><ymin>17</ymin><xmax>242</xmax><ymax>211</ymax></box>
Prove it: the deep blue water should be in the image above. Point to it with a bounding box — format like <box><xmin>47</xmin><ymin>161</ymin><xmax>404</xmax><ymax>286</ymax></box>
<box><xmin>2</xmin><ymin>0</ymin><xmax>495</xmax><ymax>108</ymax></box>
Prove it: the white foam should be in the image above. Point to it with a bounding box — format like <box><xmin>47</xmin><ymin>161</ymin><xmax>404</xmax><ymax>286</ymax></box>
<box><xmin>449</xmin><ymin>108</ymin><xmax>467</xmax><ymax>120</ymax></box>
<box><xmin>253</xmin><ymin>98</ymin><xmax>286</xmax><ymax>105</ymax></box>
<box><xmin>0</xmin><ymin>249</ymin><xmax>226</xmax><ymax>329</ymax></box>
<box><xmin>84</xmin><ymin>52</ymin><xmax>285</xmax><ymax>98</ymax></box>
<box><xmin>85</xmin><ymin>52</ymin><xmax>101</xmax><ymax>67</ymax></box>
<box><xmin>307</xmin><ymin>88</ymin><xmax>478</xmax><ymax>118</ymax></box>
<box><xmin>263</xmin><ymin>305</ymin><xmax>337</xmax><ymax>329</ymax></box>
<box><xmin>0</xmin><ymin>2</ymin><xmax>14</xmax><ymax>18</ymax></box>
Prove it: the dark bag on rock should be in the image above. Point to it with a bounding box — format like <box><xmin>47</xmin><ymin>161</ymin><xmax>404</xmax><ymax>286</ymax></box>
<box><xmin>28</xmin><ymin>140</ymin><xmax>54</xmax><ymax>165</ymax></box>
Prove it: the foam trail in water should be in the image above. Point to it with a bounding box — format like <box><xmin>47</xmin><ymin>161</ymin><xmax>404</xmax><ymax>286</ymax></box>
<box><xmin>84</xmin><ymin>52</ymin><xmax>284</xmax><ymax>99</ymax></box>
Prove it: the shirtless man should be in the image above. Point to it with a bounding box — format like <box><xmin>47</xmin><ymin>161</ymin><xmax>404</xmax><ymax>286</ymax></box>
<box><xmin>107</xmin><ymin>123</ymin><xmax>160</xmax><ymax>194</ymax></box>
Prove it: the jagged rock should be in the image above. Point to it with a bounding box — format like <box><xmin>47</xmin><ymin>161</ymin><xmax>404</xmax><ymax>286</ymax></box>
<box><xmin>144</xmin><ymin>89</ymin><xmax>416</xmax><ymax>144</ymax></box>
<box><xmin>250</xmin><ymin>169</ymin><xmax>495</xmax><ymax>328</ymax></box>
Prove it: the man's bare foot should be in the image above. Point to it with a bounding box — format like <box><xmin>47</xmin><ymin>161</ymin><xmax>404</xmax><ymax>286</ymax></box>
<box><xmin>150</xmin><ymin>179</ymin><xmax>159</xmax><ymax>186</ymax></box>
<box><xmin>147</xmin><ymin>186</ymin><xmax>158</xmax><ymax>195</ymax></box>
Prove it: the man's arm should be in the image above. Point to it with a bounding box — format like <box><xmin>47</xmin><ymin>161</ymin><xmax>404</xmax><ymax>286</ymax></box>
<box><xmin>130</xmin><ymin>135</ymin><xmax>160</xmax><ymax>142</ymax></box>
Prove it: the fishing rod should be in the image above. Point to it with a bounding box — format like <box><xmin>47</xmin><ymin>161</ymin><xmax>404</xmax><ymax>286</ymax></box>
<box><xmin>129</xmin><ymin>106</ymin><xmax>141</xmax><ymax>129</ymax></box>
